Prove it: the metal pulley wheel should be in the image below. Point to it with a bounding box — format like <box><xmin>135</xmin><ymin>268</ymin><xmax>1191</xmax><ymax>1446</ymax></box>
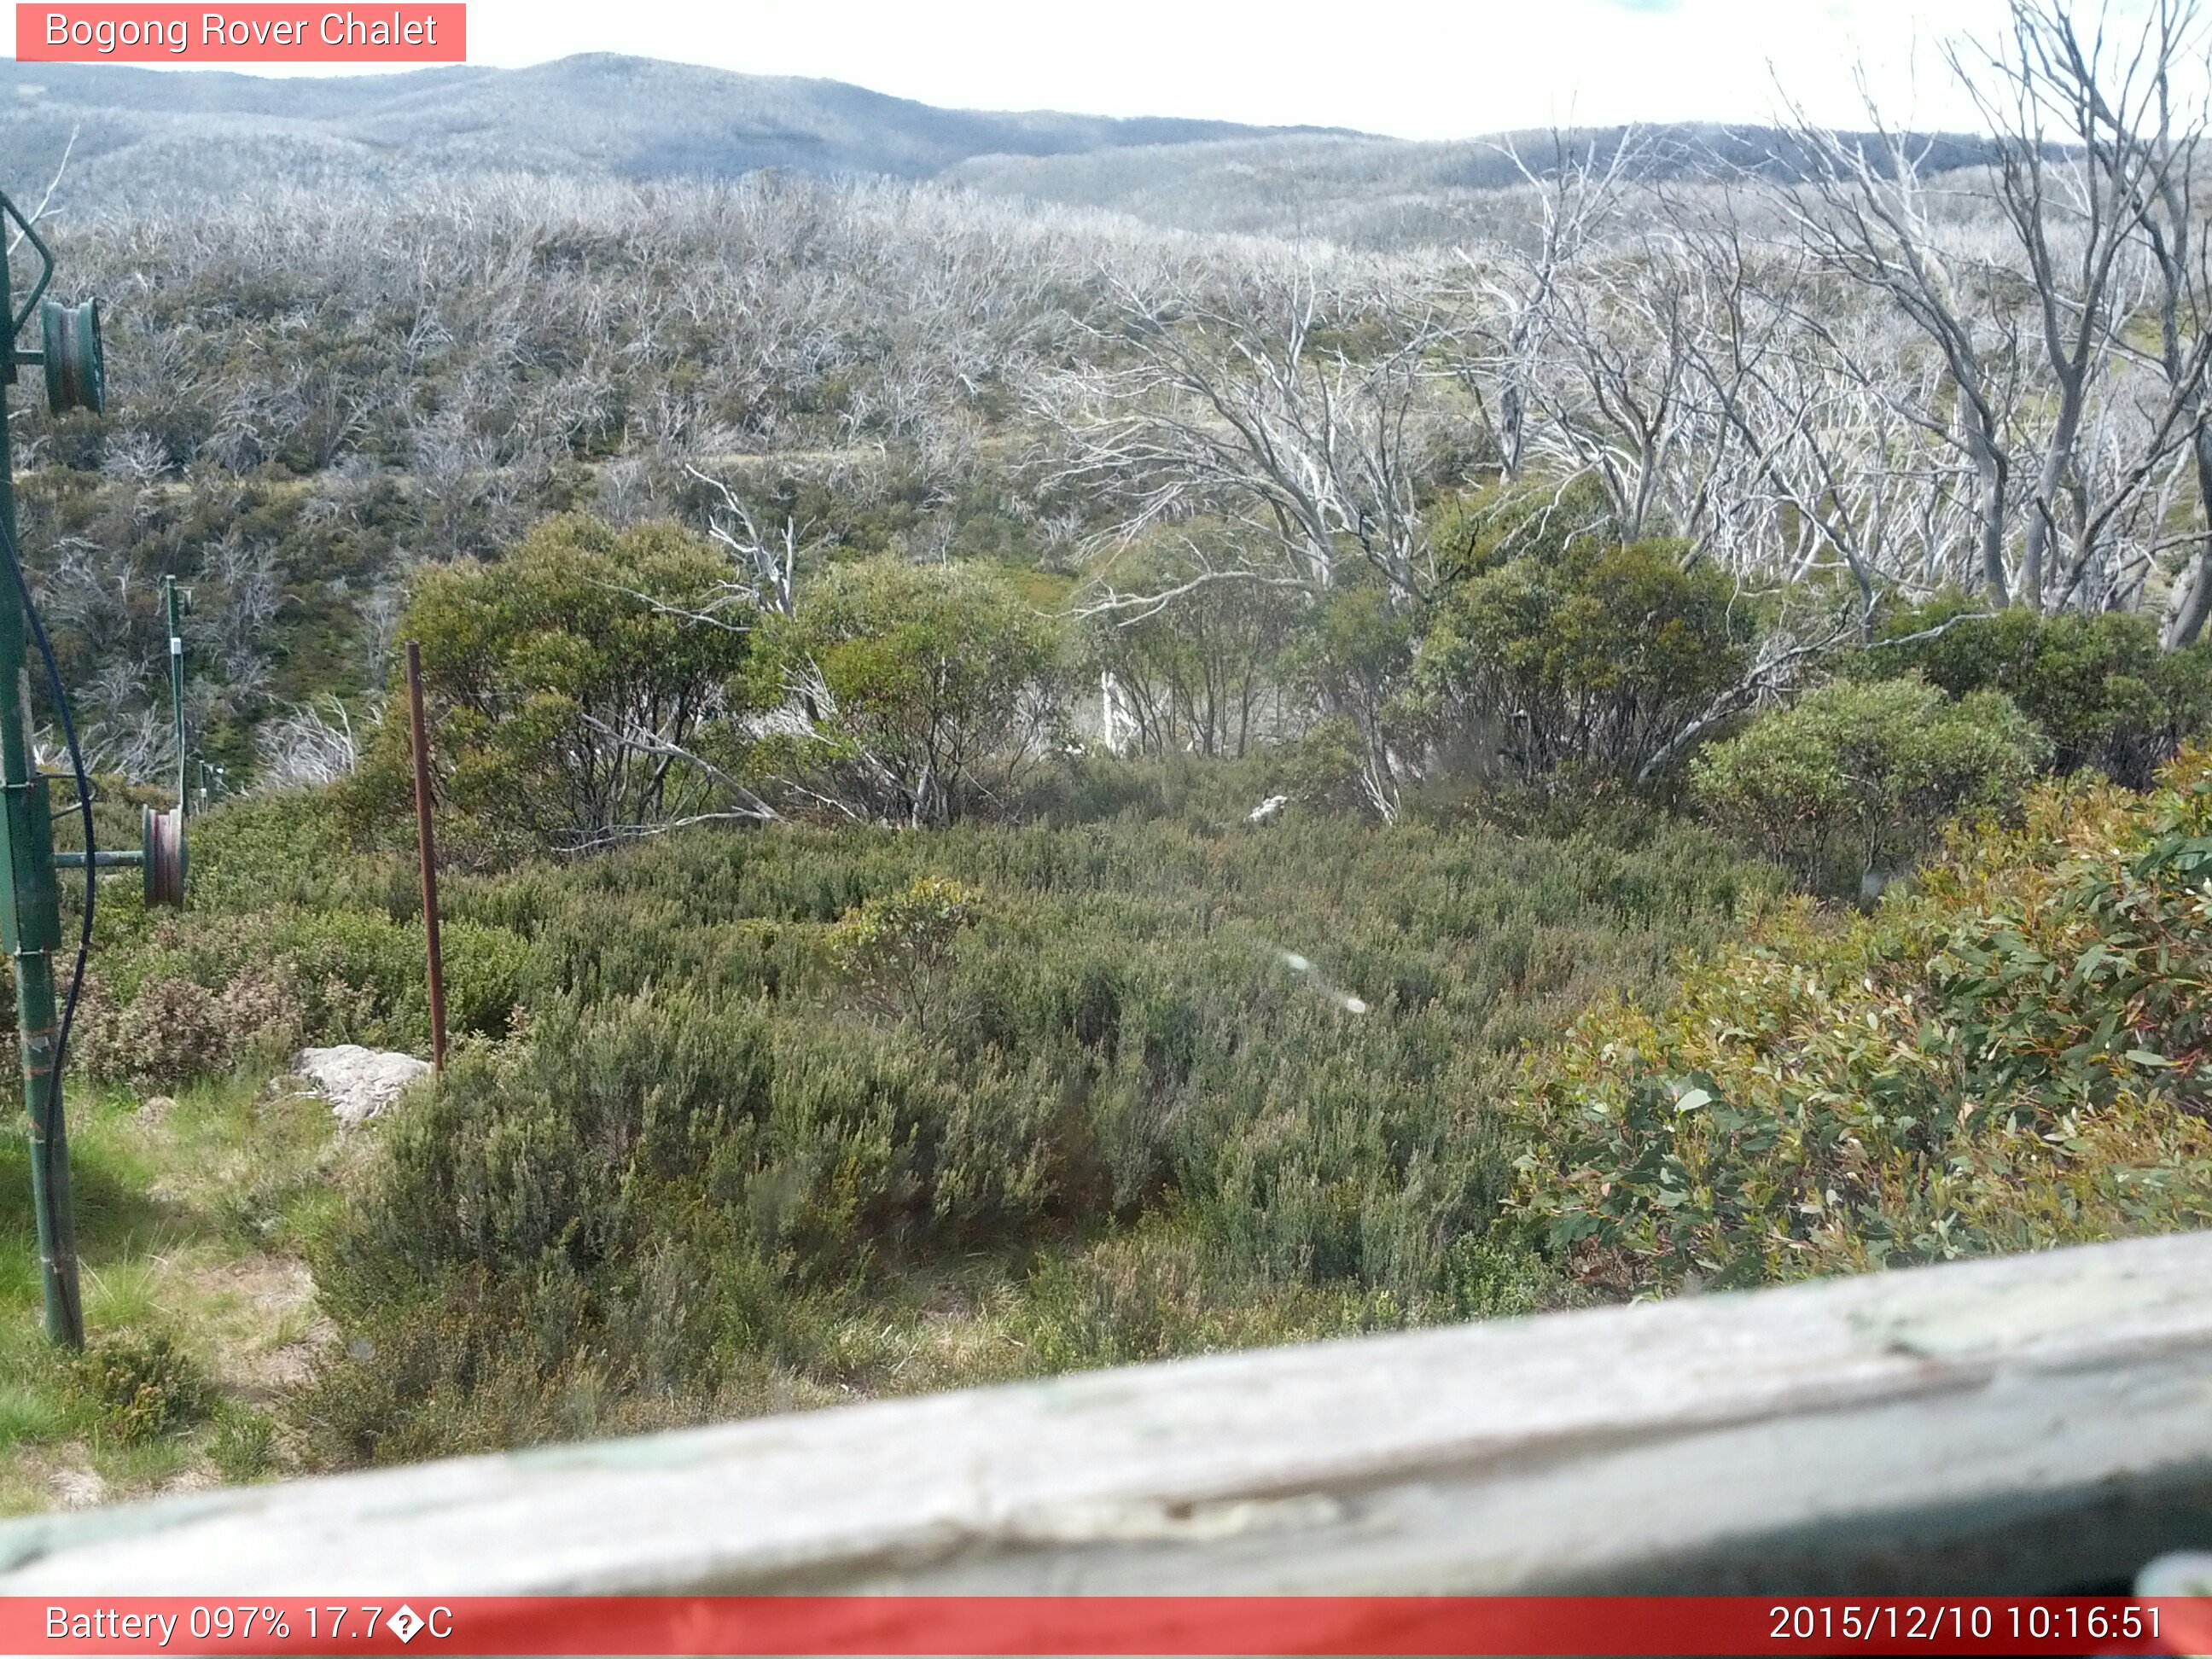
<box><xmin>141</xmin><ymin>805</ymin><xmax>185</xmax><ymax>909</ymax></box>
<box><xmin>40</xmin><ymin>299</ymin><xmax>103</xmax><ymax>416</ymax></box>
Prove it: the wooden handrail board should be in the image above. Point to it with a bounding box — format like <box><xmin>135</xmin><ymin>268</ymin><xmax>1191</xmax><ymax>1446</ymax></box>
<box><xmin>5</xmin><ymin>1231</ymin><xmax>2212</xmax><ymax>1593</ymax></box>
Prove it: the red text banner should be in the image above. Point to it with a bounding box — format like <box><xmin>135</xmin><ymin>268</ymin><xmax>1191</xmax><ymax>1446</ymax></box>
<box><xmin>16</xmin><ymin>6</ymin><xmax>464</xmax><ymax>62</ymax></box>
<box><xmin>4</xmin><ymin>1596</ymin><xmax>2212</xmax><ymax>1656</ymax></box>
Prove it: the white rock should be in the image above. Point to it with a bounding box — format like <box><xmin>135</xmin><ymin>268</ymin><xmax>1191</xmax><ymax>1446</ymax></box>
<box><xmin>292</xmin><ymin>1045</ymin><xmax>433</xmax><ymax>1127</ymax></box>
<box><xmin>49</xmin><ymin>1466</ymin><xmax>107</xmax><ymax>1511</ymax></box>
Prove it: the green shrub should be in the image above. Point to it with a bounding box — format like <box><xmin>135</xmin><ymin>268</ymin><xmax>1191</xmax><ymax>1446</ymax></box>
<box><xmin>1421</xmin><ymin>535</ymin><xmax>1755</xmax><ymax>784</ymax></box>
<box><xmin>178</xmin><ymin>792</ymin><xmax>370</xmax><ymax>915</ymax></box>
<box><xmin>1268</xmin><ymin>716</ymin><xmax>1378</xmax><ymax>817</ymax></box>
<box><xmin>748</xmin><ymin>558</ymin><xmax>1071</xmax><ymax>826</ymax></box>
<box><xmin>1278</xmin><ymin>586</ymin><xmax>1423</xmax><ymax>817</ymax></box>
<box><xmin>1856</xmin><ymin>600</ymin><xmax>2212</xmax><ymax>785</ymax></box>
<box><xmin>1085</xmin><ymin>533</ymin><xmax>1298</xmax><ymax>759</ymax></box>
<box><xmin>300</xmin><ymin>807</ymin><xmax>1769</xmax><ymax>1461</ymax></box>
<box><xmin>828</xmin><ymin>876</ymin><xmax>981</xmax><ymax>1024</ymax></box>
<box><xmin>1512</xmin><ymin>747</ymin><xmax>2212</xmax><ymax>1297</ymax></box>
<box><xmin>219</xmin><ymin>967</ymin><xmax>311</xmax><ymax>1063</ymax></box>
<box><xmin>85</xmin><ymin>978</ymin><xmax>230</xmax><ymax>1088</ymax></box>
<box><xmin>71</xmin><ymin>962</ymin><xmax>308</xmax><ymax>1089</ymax></box>
<box><xmin>340</xmin><ymin>515</ymin><xmax>756</xmax><ymax>861</ymax></box>
<box><xmin>78</xmin><ymin>1331</ymin><xmax>210</xmax><ymax>1445</ymax></box>
<box><xmin>1691</xmin><ymin>678</ymin><xmax>2048</xmax><ymax>891</ymax></box>
<box><xmin>92</xmin><ymin>898</ymin><xmax>530</xmax><ymax>1067</ymax></box>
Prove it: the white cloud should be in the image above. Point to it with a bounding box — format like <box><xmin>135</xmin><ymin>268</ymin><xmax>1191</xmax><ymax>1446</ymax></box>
<box><xmin>453</xmin><ymin>0</ymin><xmax>2021</xmax><ymax>137</ymax></box>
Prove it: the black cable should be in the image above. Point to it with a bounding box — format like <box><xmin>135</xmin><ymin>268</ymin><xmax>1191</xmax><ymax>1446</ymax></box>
<box><xmin>0</xmin><ymin>509</ymin><xmax>96</xmax><ymax>1095</ymax></box>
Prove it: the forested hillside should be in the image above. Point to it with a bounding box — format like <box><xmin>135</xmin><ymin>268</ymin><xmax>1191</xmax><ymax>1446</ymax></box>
<box><xmin>5</xmin><ymin>0</ymin><xmax>2212</xmax><ymax>1509</ymax></box>
<box><xmin>0</xmin><ymin>55</ymin><xmax>1347</xmax><ymax>208</ymax></box>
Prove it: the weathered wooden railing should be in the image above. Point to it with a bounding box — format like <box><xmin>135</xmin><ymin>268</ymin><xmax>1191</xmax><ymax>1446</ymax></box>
<box><xmin>3</xmin><ymin>1231</ymin><xmax>2212</xmax><ymax>1594</ymax></box>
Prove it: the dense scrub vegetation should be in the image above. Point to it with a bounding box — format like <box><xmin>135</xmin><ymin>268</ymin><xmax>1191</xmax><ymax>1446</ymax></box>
<box><xmin>52</xmin><ymin>700</ymin><xmax>2212</xmax><ymax>1471</ymax></box>
<box><xmin>1691</xmin><ymin>678</ymin><xmax>2049</xmax><ymax>894</ymax></box>
<box><xmin>64</xmin><ymin>780</ymin><xmax>1766</xmax><ymax>1461</ymax></box>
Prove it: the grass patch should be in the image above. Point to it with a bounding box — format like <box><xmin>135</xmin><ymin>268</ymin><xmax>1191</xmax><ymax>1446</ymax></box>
<box><xmin>0</xmin><ymin>1074</ymin><xmax>339</xmax><ymax>1514</ymax></box>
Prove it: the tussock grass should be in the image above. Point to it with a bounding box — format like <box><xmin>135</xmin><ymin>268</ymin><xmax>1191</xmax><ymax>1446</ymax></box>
<box><xmin>0</xmin><ymin>1075</ymin><xmax>340</xmax><ymax>1513</ymax></box>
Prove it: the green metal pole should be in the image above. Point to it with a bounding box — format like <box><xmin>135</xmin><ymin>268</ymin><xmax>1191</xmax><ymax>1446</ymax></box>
<box><xmin>165</xmin><ymin>576</ymin><xmax>184</xmax><ymax>814</ymax></box>
<box><xmin>0</xmin><ymin>231</ymin><xmax>81</xmax><ymax>1348</ymax></box>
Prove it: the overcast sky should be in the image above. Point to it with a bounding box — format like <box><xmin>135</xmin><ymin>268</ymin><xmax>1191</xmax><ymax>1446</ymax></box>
<box><xmin>274</xmin><ymin>0</ymin><xmax>2028</xmax><ymax>139</ymax></box>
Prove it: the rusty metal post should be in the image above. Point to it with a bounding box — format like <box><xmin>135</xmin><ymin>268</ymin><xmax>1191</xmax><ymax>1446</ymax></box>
<box><xmin>405</xmin><ymin>641</ymin><xmax>446</xmax><ymax>1074</ymax></box>
<box><xmin>165</xmin><ymin>576</ymin><xmax>186</xmax><ymax>814</ymax></box>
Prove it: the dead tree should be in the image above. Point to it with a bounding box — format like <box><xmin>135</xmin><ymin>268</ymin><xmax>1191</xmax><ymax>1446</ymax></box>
<box><xmin>1953</xmin><ymin>0</ymin><xmax>2212</xmax><ymax>611</ymax></box>
<box><xmin>1040</xmin><ymin>263</ymin><xmax>1456</xmax><ymax>606</ymax></box>
<box><xmin>1780</xmin><ymin>102</ymin><xmax>2027</xmax><ymax>605</ymax></box>
<box><xmin>1453</xmin><ymin>130</ymin><xmax>1645</xmax><ymax>480</ymax></box>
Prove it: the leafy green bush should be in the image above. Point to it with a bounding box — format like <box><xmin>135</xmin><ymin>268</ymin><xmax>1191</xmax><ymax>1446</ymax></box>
<box><xmin>1086</xmin><ymin>534</ymin><xmax>1298</xmax><ymax>759</ymax></box>
<box><xmin>748</xmin><ymin>558</ymin><xmax>1071</xmax><ymax>825</ymax></box>
<box><xmin>1856</xmin><ymin>600</ymin><xmax>2212</xmax><ymax>786</ymax></box>
<box><xmin>342</xmin><ymin>515</ymin><xmax>755</xmax><ymax>861</ymax></box>
<box><xmin>1420</xmin><ymin>535</ymin><xmax>1755</xmax><ymax>785</ymax></box>
<box><xmin>1691</xmin><ymin>678</ymin><xmax>2048</xmax><ymax>891</ymax></box>
<box><xmin>1512</xmin><ymin>748</ymin><xmax>2212</xmax><ymax>1296</ymax></box>
<box><xmin>1274</xmin><ymin>715</ymin><xmax>1389</xmax><ymax>817</ymax></box>
<box><xmin>177</xmin><ymin>792</ymin><xmax>374</xmax><ymax>914</ymax></box>
<box><xmin>1279</xmin><ymin>587</ymin><xmax>1423</xmax><ymax>818</ymax></box>
<box><xmin>55</xmin><ymin>851</ymin><xmax>532</xmax><ymax>1087</ymax></box>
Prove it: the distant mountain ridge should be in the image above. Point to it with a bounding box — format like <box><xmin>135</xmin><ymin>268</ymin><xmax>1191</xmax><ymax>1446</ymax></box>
<box><xmin>940</xmin><ymin>122</ymin><xmax>2017</xmax><ymax>242</ymax></box>
<box><xmin>0</xmin><ymin>54</ymin><xmax>2005</xmax><ymax>242</ymax></box>
<box><xmin>0</xmin><ymin>54</ymin><xmax>1355</xmax><ymax>194</ymax></box>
